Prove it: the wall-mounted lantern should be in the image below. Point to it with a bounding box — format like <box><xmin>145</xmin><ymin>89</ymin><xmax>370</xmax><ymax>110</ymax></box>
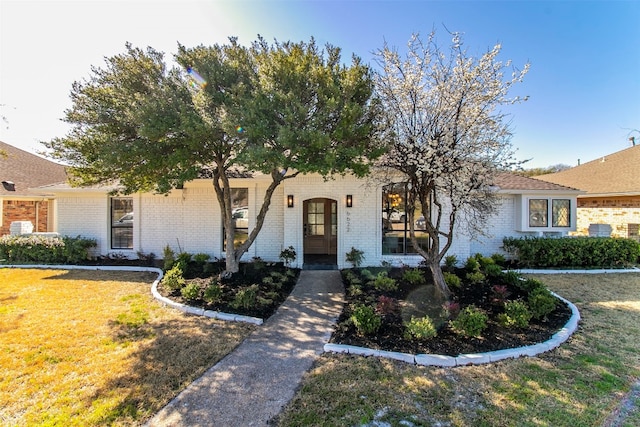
<box><xmin>287</xmin><ymin>195</ymin><xmax>294</xmax><ymax>208</ymax></box>
<box><xmin>346</xmin><ymin>194</ymin><xmax>353</xmax><ymax>208</ymax></box>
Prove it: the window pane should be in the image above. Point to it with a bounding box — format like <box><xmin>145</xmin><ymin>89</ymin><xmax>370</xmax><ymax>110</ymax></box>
<box><xmin>529</xmin><ymin>199</ymin><xmax>548</xmax><ymax>227</ymax></box>
<box><xmin>382</xmin><ymin>183</ymin><xmax>427</xmax><ymax>255</ymax></box>
<box><xmin>111</xmin><ymin>197</ymin><xmax>133</xmax><ymax>249</ymax></box>
<box><xmin>225</xmin><ymin>188</ymin><xmax>249</xmax><ymax>250</ymax></box>
<box><xmin>552</xmin><ymin>199</ymin><xmax>570</xmax><ymax>227</ymax></box>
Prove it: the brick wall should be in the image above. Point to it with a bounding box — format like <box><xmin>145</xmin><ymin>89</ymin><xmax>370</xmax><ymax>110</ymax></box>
<box><xmin>575</xmin><ymin>196</ymin><xmax>640</xmax><ymax>238</ymax></box>
<box><xmin>1</xmin><ymin>200</ymin><xmax>51</xmax><ymax>235</ymax></box>
<box><xmin>50</xmin><ymin>177</ymin><xmax>551</xmax><ymax>266</ymax></box>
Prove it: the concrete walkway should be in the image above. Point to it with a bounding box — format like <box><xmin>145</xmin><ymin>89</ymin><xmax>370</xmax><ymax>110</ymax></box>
<box><xmin>146</xmin><ymin>270</ymin><xmax>344</xmax><ymax>427</ymax></box>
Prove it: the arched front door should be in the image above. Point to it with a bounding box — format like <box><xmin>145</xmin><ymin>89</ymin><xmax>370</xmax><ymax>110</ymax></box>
<box><xmin>303</xmin><ymin>198</ymin><xmax>337</xmax><ymax>262</ymax></box>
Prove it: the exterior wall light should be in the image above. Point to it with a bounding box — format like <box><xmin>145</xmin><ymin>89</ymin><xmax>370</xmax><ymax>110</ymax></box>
<box><xmin>346</xmin><ymin>194</ymin><xmax>353</xmax><ymax>208</ymax></box>
<box><xmin>287</xmin><ymin>195</ymin><xmax>294</xmax><ymax>208</ymax></box>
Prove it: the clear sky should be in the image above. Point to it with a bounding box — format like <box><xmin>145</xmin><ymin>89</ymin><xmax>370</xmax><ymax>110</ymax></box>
<box><xmin>1</xmin><ymin>0</ymin><xmax>638</xmax><ymax>168</ymax></box>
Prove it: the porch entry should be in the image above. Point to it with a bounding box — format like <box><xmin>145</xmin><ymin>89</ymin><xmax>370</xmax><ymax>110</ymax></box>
<box><xmin>303</xmin><ymin>198</ymin><xmax>337</xmax><ymax>267</ymax></box>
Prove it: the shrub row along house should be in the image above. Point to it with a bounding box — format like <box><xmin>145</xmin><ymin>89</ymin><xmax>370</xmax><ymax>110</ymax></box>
<box><xmin>37</xmin><ymin>168</ymin><xmax>580</xmax><ymax>269</ymax></box>
<box><xmin>537</xmin><ymin>144</ymin><xmax>640</xmax><ymax>241</ymax></box>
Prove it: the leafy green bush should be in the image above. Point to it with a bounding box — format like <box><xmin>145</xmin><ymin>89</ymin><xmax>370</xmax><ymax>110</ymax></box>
<box><xmin>443</xmin><ymin>271</ymin><xmax>462</xmax><ymax>288</ymax></box>
<box><xmin>502</xmin><ymin>270</ymin><xmax>524</xmax><ymax>287</ymax></box>
<box><xmin>464</xmin><ymin>256</ymin><xmax>481</xmax><ymax>272</ymax></box>
<box><xmin>180</xmin><ymin>282</ymin><xmax>201</xmax><ymax>301</ymax></box>
<box><xmin>465</xmin><ymin>271</ymin><xmax>486</xmax><ymax>285</ymax></box>
<box><xmin>0</xmin><ymin>234</ymin><xmax>96</xmax><ymax>264</ymax></box>
<box><xmin>474</xmin><ymin>253</ymin><xmax>495</xmax><ymax>269</ymax></box>
<box><xmin>491</xmin><ymin>253</ymin><xmax>507</xmax><ymax>266</ymax></box>
<box><xmin>231</xmin><ymin>284</ymin><xmax>259</xmax><ymax>310</ymax></box>
<box><xmin>346</xmin><ymin>247</ymin><xmax>365</xmax><ymax>268</ymax></box>
<box><xmin>528</xmin><ymin>288</ymin><xmax>557</xmax><ymax>320</ymax></box>
<box><xmin>483</xmin><ymin>263</ymin><xmax>503</xmax><ymax>278</ymax></box>
<box><xmin>162</xmin><ymin>245</ymin><xmax>175</xmax><ymax>271</ymax></box>
<box><xmin>350</xmin><ymin>305</ymin><xmax>382</xmax><ymax>336</ymax></box>
<box><xmin>405</xmin><ymin>316</ymin><xmax>437</xmax><ymax>340</ymax></box>
<box><xmin>162</xmin><ymin>265</ymin><xmax>185</xmax><ymax>291</ymax></box>
<box><xmin>203</xmin><ymin>281</ymin><xmax>223</xmax><ymax>304</ymax></box>
<box><xmin>193</xmin><ymin>253</ymin><xmax>211</xmax><ymax>265</ymax></box>
<box><xmin>444</xmin><ymin>255</ymin><xmax>458</xmax><ymax>269</ymax></box>
<box><xmin>360</xmin><ymin>269</ymin><xmax>375</xmax><ymax>281</ymax></box>
<box><xmin>503</xmin><ymin>236</ymin><xmax>640</xmax><ymax>268</ymax></box>
<box><xmin>498</xmin><ymin>300</ymin><xmax>532</xmax><ymax>328</ymax></box>
<box><xmin>451</xmin><ymin>305</ymin><xmax>488</xmax><ymax>337</ymax></box>
<box><xmin>402</xmin><ymin>268</ymin><xmax>425</xmax><ymax>285</ymax></box>
<box><xmin>176</xmin><ymin>252</ymin><xmax>192</xmax><ymax>269</ymax></box>
<box><xmin>279</xmin><ymin>246</ymin><xmax>296</xmax><ymax>267</ymax></box>
<box><xmin>373</xmin><ymin>271</ymin><xmax>398</xmax><ymax>292</ymax></box>
<box><xmin>515</xmin><ymin>278</ymin><xmax>546</xmax><ymax>294</ymax></box>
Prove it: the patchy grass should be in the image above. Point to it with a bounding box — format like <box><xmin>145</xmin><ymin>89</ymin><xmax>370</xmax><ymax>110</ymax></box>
<box><xmin>276</xmin><ymin>273</ymin><xmax>640</xmax><ymax>426</ymax></box>
<box><xmin>0</xmin><ymin>268</ymin><xmax>256</xmax><ymax>426</ymax></box>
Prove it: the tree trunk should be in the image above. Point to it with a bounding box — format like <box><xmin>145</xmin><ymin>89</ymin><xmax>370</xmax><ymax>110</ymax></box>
<box><xmin>428</xmin><ymin>259</ymin><xmax>451</xmax><ymax>301</ymax></box>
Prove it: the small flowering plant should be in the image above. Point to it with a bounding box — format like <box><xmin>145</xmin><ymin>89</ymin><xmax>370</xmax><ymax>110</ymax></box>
<box><xmin>441</xmin><ymin>301</ymin><xmax>461</xmax><ymax>320</ymax></box>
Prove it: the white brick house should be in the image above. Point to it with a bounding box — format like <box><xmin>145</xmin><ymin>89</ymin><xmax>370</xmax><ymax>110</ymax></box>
<box><xmin>43</xmin><ymin>172</ymin><xmax>580</xmax><ymax>269</ymax></box>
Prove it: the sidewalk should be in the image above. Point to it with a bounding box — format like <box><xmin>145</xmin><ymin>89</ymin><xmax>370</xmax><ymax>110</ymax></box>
<box><xmin>146</xmin><ymin>270</ymin><xmax>344</xmax><ymax>427</ymax></box>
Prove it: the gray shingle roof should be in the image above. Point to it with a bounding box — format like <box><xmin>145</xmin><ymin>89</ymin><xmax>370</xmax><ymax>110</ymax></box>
<box><xmin>0</xmin><ymin>141</ymin><xmax>67</xmax><ymax>197</ymax></box>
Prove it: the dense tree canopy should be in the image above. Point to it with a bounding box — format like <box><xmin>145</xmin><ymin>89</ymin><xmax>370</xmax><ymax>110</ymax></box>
<box><xmin>374</xmin><ymin>31</ymin><xmax>529</xmax><ymax>298</ymax></box>
<box><xmin>45</xmin><ymin>37</ymin><xmax>384</xmax><ymax>273</ymax></box>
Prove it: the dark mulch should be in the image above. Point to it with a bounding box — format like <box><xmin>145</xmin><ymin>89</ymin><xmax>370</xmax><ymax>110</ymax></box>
<box><xmin>330</xmin><ymin>267</ymin><xmax>573</xmax><ymax>357</ymax></box>
<box><xmin>156</xmin><ymin>261</ymin><xmax>299</xmax><ymax>320</ymax></box>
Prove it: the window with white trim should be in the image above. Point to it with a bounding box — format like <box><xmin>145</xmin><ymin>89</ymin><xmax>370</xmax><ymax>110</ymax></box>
<box><xmin>111</xmin><ymin>197</ymin><xmax>133</xmax><ymax>249</ymax></box>
<box><xmin>527</xmin><ymin>198</ymin><xmax>571</xmax><ymax>228</ymax></box>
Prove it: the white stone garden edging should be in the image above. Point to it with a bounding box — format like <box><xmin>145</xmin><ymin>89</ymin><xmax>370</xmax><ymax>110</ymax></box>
<box><xmin>1</xmin><ymin>264</ymin><xmax>264</xmax><ymax>326</ymax></box>
<box><xmin>325</xmin><ymin>268</ymin><xmax>640</xmax><ymax>366</ymax></box>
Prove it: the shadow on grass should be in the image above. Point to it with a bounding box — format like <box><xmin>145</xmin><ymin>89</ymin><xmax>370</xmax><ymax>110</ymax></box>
<box><xmin>40</xmin><ymin>268</ymin><xmax>158</xmax><ymax>283</ymax></box>
<box><xmin>86</xmin><ymin>314</ymin><xmax>255</xmax><ymax>425</ymax></box>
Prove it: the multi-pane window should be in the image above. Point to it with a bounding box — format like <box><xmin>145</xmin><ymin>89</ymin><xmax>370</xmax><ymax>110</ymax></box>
<box><xmin>111</xmin><ymin>197</ymin><xmax>133</xmax><ymax>249</ymax></box>
<box><xmin>307</xmin><ymin>202</ymin><xmax>325</xmax><ymax>236</ymax></box>
<box><xmin>552</xmin><ymin>199</ymin><xmax>571</xmax><ymax>227</ymax></box>
<box><xmin>528</xmin><ymin>198</ymin><xmax>571</xmax><ymax>228</ymax></box>
<box><xmin>528</xmin><ymin>199</ymin><xmax>548</xmax><ymax>227</ymax></box>
<box><xmin>382</xmin><ymin>183</ymin><xmax>428</xmax><ymax>255</ymax></box>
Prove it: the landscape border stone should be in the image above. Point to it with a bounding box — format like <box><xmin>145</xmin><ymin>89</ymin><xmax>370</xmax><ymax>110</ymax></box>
<box><xmin>1</xmin><ymin>264</ymin><xmax>265</xmax><ymax>326</ymax></box>
<box><xmin>323</xmin><ymin>268</ymin><xmax>640</xmax><ymax>366</ymax></box>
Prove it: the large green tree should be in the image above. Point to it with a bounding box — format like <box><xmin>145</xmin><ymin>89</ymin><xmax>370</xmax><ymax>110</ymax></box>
<box><xmin>45</xmin><ymin>37</ymin><xmax>383</xmax><ymax>274</ymax></box>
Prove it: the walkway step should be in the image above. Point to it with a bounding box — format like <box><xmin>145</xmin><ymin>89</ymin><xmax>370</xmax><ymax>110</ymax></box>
<box><xmin>147</xmin><ymin>270</ymin><xmax>344</xmax><ymax>426</ymax></box>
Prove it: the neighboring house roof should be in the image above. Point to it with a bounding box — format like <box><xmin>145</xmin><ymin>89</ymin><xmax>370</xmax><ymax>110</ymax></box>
<box><xmin>493</xmin><ymin>172</ymin><xmax>580</xmax><ymax>193</ymax></box>
<box><xmin>0</xmin><ymin>141</ymin><xmax>67</xmax><ymax>197</ymax></box>
<box><xmin>535</xmin><ymin>144</ymin><xmax>640</xmax><ymax>196</ymax></box>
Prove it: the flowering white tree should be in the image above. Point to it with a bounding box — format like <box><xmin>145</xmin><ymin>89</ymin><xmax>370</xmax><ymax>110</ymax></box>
<box><xmin>375</xmin><ymin>31</ymin><xmax>529</xmax><ymax>298</ymax></box>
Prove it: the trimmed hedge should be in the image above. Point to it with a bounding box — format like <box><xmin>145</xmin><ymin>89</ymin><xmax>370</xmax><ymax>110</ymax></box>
<box><xmin>503</xmin><ymin>236</ymin><xmax>640</xmax><ymax>268</ymax></box>
<box><xmin>0</xmin><ymin>234</ymin><xmax>97</xmax><ymax>264</ymax></box>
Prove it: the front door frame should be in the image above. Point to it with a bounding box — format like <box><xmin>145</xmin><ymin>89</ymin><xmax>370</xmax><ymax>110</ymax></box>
<box><xmin>303</xmin><ymin>197</ymin><xmax>337</xmax><ymax>257</ymax></box>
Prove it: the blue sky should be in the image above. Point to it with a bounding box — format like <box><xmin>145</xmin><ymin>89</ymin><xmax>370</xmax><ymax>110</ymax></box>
<box><xmin>1</xmin><ymin>0</ymin><xmax>638</xmax><ymax>168</ymax></box>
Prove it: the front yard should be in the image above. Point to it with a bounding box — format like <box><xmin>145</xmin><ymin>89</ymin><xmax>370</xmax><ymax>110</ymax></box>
<box><xmin>276</xmin><ymin>272</ymin><xmax>640</xmax><ymax>426</ymax></box>
<box><xmin>0</xmin><ymin>268</ymin><xmax>255</xmax><ymax>426</ymax></box>
<box><xmin>2</xmin><ymin>268</ymin><xmax>639</xmax><ymax>426</ymax></box>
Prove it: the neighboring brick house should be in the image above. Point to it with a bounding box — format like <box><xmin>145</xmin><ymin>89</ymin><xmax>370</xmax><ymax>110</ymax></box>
<box><xmin>44</xmin><ymin>170</ymin><xmax>580</xmax><ymax>269</ymax></box>
<box><xmin>536</xmin><ymin>144</ymin><xmax>640</xmax><ymax>240</ymax></box>
<box><xmin>0</xmin><ymin>141</ymin><xmax>67</xmax><ymax>235</ymax></box>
